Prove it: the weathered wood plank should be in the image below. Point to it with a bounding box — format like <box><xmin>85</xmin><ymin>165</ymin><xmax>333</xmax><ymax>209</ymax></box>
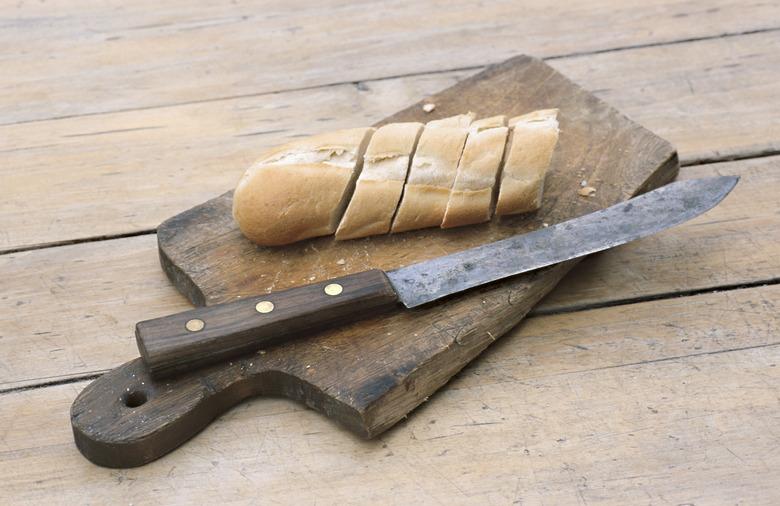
<box><xmin>1</xmin><ymin>156</ymin><xmax>776</xmax><ymax>391</ymax></box>
<box><xmin>2</xmin><ymin>31</ymin><xmax>779</xmax><ymax>252</ymax></box>
<box><xmin>3</xmin><ymin>285</ymin><xmax>779</xmax><ymax>503</ymax></box>
<box><xmin>552</xmin><ymin>30</ymin><xmax>780</xmax><ymax>165</ymax></box>
<box><xmin>2</xmin><ymin>0</ymin><xmax>778</xmax><ymax>124</ymax></box>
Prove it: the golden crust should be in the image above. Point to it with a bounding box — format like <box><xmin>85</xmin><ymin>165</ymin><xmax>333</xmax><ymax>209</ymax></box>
<box><xmin>232</xmin><ymin>110</ymin><xmax>559</xmax><ymax>246</ymax></box>
<box><xmin>232</xmin><ymin>163</ymin><xmax>353</xmax><ymax>246</ymax></box>
<box><xmin>258</xmin><ymin>127</ymin><xmax>375</xmax><ymax>168</ymax></box>
<box><xmin>364</xmin><ymin>122</ymin><xmax>424</xmax><ymax>161</ymax></box>
<box><xmin>496</xmin><ymin>110</ymin><xmax>559</xmax><ymax>216</ymax></box>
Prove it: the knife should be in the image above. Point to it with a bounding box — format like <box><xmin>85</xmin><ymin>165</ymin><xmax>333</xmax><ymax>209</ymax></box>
<box><xmin>136</xmin><ymin>176</ymin><xmax>738</xmax><ymax>378</ymax></box>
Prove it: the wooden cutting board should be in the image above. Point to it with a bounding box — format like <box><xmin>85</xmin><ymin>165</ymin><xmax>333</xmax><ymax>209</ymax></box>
<box><xmin>71</xmin><ymin>55</ymin><xmax>678</xmax><ymax>468</ymax></box>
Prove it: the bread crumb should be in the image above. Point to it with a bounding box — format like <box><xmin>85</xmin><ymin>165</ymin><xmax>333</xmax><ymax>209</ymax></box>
<box><xmin>578</xmin><ymin>186</ymin><xmax>597</xmax><ymax>197</ymax></box>
<box><xmin>336</xmin><ymin>258</ymin><xmax>346</xmax><ymax>265</ymax></box>
<box><xmin>543</xmin><ymin>222</ymin><xmax>549</xmax><ymax>227</ymax></box>
<box><xmin>309</xmin><ymin>275</ymin><xmax>316</xmax><ymax>281</ymax></box>
<box><xmin>422</xmin><ymin>103</ymin><xmax>436</xmax><ymax>113</ymax></box>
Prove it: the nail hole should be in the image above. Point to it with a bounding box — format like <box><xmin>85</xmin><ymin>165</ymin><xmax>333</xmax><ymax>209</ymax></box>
<box><xmin>123</xmin><ymin>390</ymin><xmax>148</xmax><ymax>408</ymax></box>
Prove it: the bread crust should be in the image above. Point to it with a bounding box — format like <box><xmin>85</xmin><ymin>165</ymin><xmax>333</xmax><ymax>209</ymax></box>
<box><xmin>257</xmin><ymin>127</ymin><xmax>374</xmax><ymax>168</ymax></box>
<box><xmin>335</xmin><ymin>123</ymin><xmax>423</xmax><ymax>240</ymax></box>
<box><xmin>233</xmin><ymin>128</ymin><xmax>374</xmax><ymax>246</ymax></box>
<box><xmin>425</xmin><ymin>112</ymin><xmax>476</xmax><ymax>129</ymax></box>
<box><xmin>441</xmin><ymin>116</ymin><xmax>508</xmax><ymax>228</ymax></box>
<box><xmin>232</xmin><ymin>110</ymin><xmax>559</xmax><ymax>246</ymax></box>
<box><xmin>391</xmin><ymin>116</ymin><xmax>472</xmax><ymax>232</ymax></box>
<box><xmin>232</xmin><ymin>163</ymin><xmax>354</xmax><ymax>246</ymax></box>
<box><xmin>495</xmin><ymin>109</ymin><xmax>559</xmax><ymax>216</ymax></box>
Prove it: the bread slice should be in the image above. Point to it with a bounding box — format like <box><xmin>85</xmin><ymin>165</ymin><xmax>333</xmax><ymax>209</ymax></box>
<box><xmin>233</xmin><ymin>127</ymin><xmax>374</xmax><ymax>246</ymax></box>
<box><xmin>335</xmin><ymin>122</ymin><xmax>424</xmax><ymax>240</ymax></box>
<box><xmin>391</xmin><ymin>115</ymin><xmax>472</xmax><ymax>233</ymax></box>
<box><xmin>441</xmin><ymin>115</ymin><xmax>508</xmax><ymax>229</ymax></box>
<box><xmin>495</xmin><ymin>109</ymin><xmax>559</xmax><ymax>216</ymax></box>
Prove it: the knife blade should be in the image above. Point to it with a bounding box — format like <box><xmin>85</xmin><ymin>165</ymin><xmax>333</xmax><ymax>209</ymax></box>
<box><xmin>136</xmin><ymin>175</ymin><xmax>738</xmax><ymax>378</ymax></box>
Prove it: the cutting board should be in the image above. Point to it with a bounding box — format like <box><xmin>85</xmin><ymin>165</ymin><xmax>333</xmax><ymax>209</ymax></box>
<box><xmin>71</xmin><ymin>55</ymin><xmax>678</xmax><ymax>468</ymax></box>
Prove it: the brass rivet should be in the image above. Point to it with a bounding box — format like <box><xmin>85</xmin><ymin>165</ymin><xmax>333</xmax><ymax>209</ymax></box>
<box><xmin>255</xmin><ymin>300</ymin><xmax>275</xmax><ymax>313</ymax></box>
<box><xmin>185</xmin><ymin>318</ymin><xmax>205</xmax><ymax>332</ymax></box>
<box><xmin>324</xmin><ymin>283</ymin><xmax>343</xmax><ymax>296</ymax></box>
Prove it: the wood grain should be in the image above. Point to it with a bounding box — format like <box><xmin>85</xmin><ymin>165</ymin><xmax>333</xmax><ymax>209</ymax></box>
<box><xmin>2</xmin><ymin>155</ymin><xmax>777</xmax><ymax>392</ymax></box>
<box><xmin>70</xmin><ymin>56</ymin><xmax>678</xmax><ymax>466</ymax></box>
<box><xmin>137</xmin><ymin>270</ymin><xmax>399</xmax><ymax>378</ymax></box>
<box><xmin>552</xmin><ymin>30</ymin><xmax>780</xmax><ymax>164</ymax></box>
<box><xmin>2</xmin><ymin>0</ymin><xmax>778</xmax><ymax>124</ymax></box>
<box><xmin>2</xmin><ymin>31</ymin><xmax>779</xmax><ymax>253</ymax></box>
<box><xmin>6</xmin><ymin>285</ymin><xmax>780</xmax><ymax>502</ymax></box>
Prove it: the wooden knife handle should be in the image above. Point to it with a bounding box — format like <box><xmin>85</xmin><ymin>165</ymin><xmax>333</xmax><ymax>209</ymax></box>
<box><xmin>136</xmin><ymin>269</ymin><xmax>400</xmax><ymax>378</ymax></box>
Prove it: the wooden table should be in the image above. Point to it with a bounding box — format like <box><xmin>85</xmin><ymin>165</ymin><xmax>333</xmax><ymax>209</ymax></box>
<box><xmin>2</xmin><ymin>1</ymin><xmax>779</xmax><ymax>503</ymax></box>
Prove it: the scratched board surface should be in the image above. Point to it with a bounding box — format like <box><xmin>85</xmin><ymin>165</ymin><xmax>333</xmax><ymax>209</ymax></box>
<box><xmin>71</xmin><ymin>56</ymin><xmax>678</xmax><ymax>467</ymax></box>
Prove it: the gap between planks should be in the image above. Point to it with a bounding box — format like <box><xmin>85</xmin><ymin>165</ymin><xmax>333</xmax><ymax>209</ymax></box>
<box><xmin>3</xmin><ymin>25</ymin><xmax>780</xmax><ymax>129</ymax></box>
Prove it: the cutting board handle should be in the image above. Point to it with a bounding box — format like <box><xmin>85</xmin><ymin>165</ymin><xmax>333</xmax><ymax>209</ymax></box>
<box><xmin>71</xmin><ymin>356</ymin><xmax>321</xmax><ymax>468</ymax></box>
<box><xmin>136</xmin><ymin>269</ymin><xmax>400</xmax><ymax>378</ymax></box>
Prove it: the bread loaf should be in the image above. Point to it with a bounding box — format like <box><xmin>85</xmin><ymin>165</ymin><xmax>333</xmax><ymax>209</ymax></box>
<box><xmin>390</xmin><ymin>114</ymin><xmax>473</xmax><ymax>233</ymax></box>
<box><xmin>232</xmin><ymin>127</ymin><xmax>374</xmax><ymax>246</ymax></box>
<box><xmin>441</xmin><ymin>115</ymin><xmax>508</xmax><ymax>228</ymax></box>
<box><xmin>233</xmin><ymin>110</ymin><xmax>559</xmax><ymax>246</ymax></box>
<box><xmin>495</xmin><ymin>109</ymin><xmax>559</xmax><ymax>216</ymax></box>
<box><xmin>335</xmin><ymin>122</ymin><xmax>423</xmax><ymax>240</ymax></box>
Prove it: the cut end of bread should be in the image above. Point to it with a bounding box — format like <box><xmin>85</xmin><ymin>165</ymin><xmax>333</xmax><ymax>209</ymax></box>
<box><xmin>335</xmin><ymin>123</ymin><xmax>423</xmax><ymax>240</ymax></box>
<box><xmin>494</xmin><ymin>177</ymin><xmax>545</xmax><ymax>216</ymax></box>
<box><xmin>441</xmin><ymin>189</ymin><xmax>493</xmax><ymax>229</ymax></box>
<box><xmin>335</xmin><ymin>179</ymin><xmax>405</xmax><ymax>240</ymax></box>
<box><xmin>391</xmin><ymin>185</ymin><xmax>451</xmax><ymax>233</ymax></box>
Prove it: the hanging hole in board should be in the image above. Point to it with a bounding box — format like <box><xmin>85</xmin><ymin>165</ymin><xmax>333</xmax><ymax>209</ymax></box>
<box><xmin>122</xmin><ymin>390</ymin><xmax>148</xmax><ymax>408</ymax></box>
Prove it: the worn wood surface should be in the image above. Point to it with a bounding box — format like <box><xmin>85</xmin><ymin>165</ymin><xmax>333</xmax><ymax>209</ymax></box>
<box><xmin>70</xmin><ymin>56</ymin><xmax>677</xmax><ymax>467</ymax></box>
<box><xmin>8</xmin><ymin>285</ymin><xmax>780</xmax><ymax>503</ymax></box>
<box><xmin>2</xmin><ymin>0</ymin><xmax>779</xmax><ymax>500</ymax></box>
<box><xmin>2</xmin><ymin>30</ymin><xmax>780</xmax><ymax>253</ymax></box>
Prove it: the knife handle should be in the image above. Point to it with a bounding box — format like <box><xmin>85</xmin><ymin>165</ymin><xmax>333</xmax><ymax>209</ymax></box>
<box><xmin>136</xmin><ymin>269</ymin><xmax>400</xmax><ymax>378</ymax></box>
